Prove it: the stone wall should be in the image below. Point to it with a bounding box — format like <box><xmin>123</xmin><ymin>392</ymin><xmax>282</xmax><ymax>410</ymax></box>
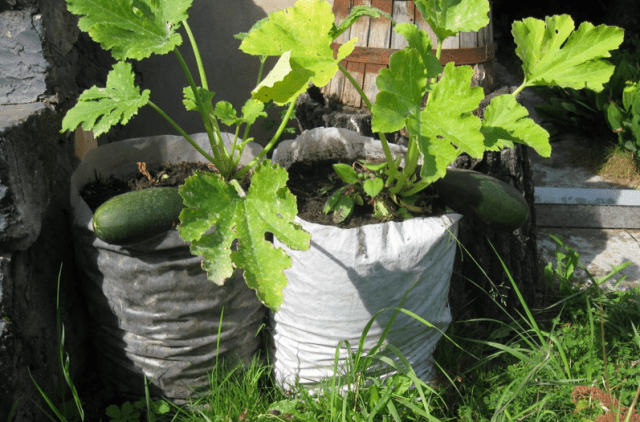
<box><xmin>0</xmin><ymin>0</ymin><xmax>111</xmax><ymax>420</ymax></box>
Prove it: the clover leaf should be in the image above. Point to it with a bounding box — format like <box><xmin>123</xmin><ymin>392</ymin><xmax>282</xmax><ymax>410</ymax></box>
<box><xmin>178</xmin><ymin>162</ymin><xmax>310</xmax><ymax>311</ymax></box>
<box><xmin>61</xmin><ymin>62</ymin><xmax>150</xmax><ymax>137</ymax></box>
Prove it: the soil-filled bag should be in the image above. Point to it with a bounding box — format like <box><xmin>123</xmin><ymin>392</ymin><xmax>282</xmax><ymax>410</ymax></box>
<box><xmin>271</xmin><ymin>127</ymin><xmax>462</xmax><ymax>389</ymax></box>
<box><xmin>70</xmin><ymin>133</ymin><xmax>266</xmax><ymax>401</ymax></box>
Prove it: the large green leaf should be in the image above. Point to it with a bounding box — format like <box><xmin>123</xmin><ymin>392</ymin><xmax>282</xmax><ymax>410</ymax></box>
<box><xmin>61</xmin><ymin>62</ymin><xmax>149</xmax><ymax>136</ymax></box>
<box><xmin>513</xmin><ymin>15</ymin><xmax>624</xmax><ymax>91</ymax></box>
<box><xmin>250</xmin><ymin>51</ymin><xmax>316</xmax><ymax>105</ymax></box>
<box><xmin>414</xmin><ymin>63</ymin><xmax>485</xmax><ymax>182</ymax></box>
<box><xmin>393</xmin><ymin>23</ymin><xmax>442</xmax><ymax>78</ymax></box>
<box><xmin>371</xmin><ymin>54</ymin><xmax>484</xmax><ymax>184</ymax></box>
<box><xmin>178</xmin><ymin>162</ymin><xmax>310</xmax><ymax>311</ymax></box>
<box><xmin>66</xmin><ymin>0</ymin><xmax>192</xmax><ymax>60</ymax></box>
<box><xmin>481</xmin><ymin>94</ymin><xmax>551</xmax><ymax>157</ymax></box>
<box><xmin>371</xmin><ymin>48</ymin><xmax>429</xmax><ymax>133</ymax></box>
<box><xmin>240</xmin><ymin>0</ymin><xmax>356</xmax><ymax>104</ymax></box>
<box><xmin>414</xmin><ymin>0</ymin><xmax>490</xmax><ymax>42</ymax></box>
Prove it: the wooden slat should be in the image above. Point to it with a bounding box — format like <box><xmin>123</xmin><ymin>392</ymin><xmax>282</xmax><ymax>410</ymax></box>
<box><xmin>325</xmin><ymin>0</ymin><xmax>352</xmax><ymax>102</ymax></box>
<box><xmin>441</xmin><ymin>34</ymin><xmax>459</xmax><ymax>49</ymax></box>
<box><xmin>343</xmin><ymin>61</ymin><xmax>366</xmax><ymax>107</ymax></box>
<box><xmin>341</xmin><ymin>0</ymin><xmax>371</xmax><ymax>107</ymax></box>
<box><xmin>324</xmin><ymin>0</ymin><xmax>495</xmax><ymax>107</ymax></box>
<box><xmin>331</xmin><ymin>43</ymin><xmax>495</xmax><ymax>65</ymax></box>
<box><xmin>362</xmin><ymin>0</ymin><xmax>393</xmax><ymax>106</ymax></box>
<box><xmin>459</xmin><ymin>31</ymin><xmax>478</xmax><ymax>48</ymax></box>
<box><xmin>390</xmin><ymin>0</ymin><xmax>413</xmax><ymax>49</ymax></box>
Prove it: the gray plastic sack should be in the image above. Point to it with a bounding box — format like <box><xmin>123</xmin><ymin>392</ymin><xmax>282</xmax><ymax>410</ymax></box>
<box><xmin>70</xmin><ymin>133</ymin><xmax>266</xmax><ymax>400</ymax></box>
<box><xmin>271</xmin><ymin>127</ymin><xmax>462</xmax><ymax>389</ymax></box>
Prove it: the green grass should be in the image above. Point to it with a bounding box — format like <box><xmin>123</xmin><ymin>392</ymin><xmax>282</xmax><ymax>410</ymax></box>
<box><xmin>12</xmin><ymin>233</ymin><xmax>640</xmax><ymax>422</ymax></box>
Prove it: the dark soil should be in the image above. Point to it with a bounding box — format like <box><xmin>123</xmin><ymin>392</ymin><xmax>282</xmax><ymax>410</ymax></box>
<box><xmin>81</xmin><ymin>157</ymin><xmax>447</xmax><ymax>229</ymax></box>
<box><xmin>287</xmin><ymin>159</ymin><xmax>447</xmax><ymax>229</ymax></box>
<box><xmin>80</xmin><ymin>161</ymin><xmax>219</xmax><ymax>211</ymax></box>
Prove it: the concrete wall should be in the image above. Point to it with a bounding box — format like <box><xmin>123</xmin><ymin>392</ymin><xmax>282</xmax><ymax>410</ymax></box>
<box><xmin>0</xmin><ymin>0</ymin><xmax>111</xmax><ymax>420</ymax></box>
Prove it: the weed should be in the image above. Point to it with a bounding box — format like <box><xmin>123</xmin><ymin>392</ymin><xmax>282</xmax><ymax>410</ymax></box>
<box><xmin>14</xmin><ymin>232</ymin><xmax>640</xmax><ymax>422</ymax></box>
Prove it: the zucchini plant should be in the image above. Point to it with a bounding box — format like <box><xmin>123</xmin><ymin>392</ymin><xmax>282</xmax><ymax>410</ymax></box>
<box><xmin>62</xmin><ymin>0</ymin><xmax>624</xmax><ymax>311</ymax></box>
<box><xmin>61</xmin><ymin>0</ymin><xmax>390</xmax><ymax>311</ymax></box>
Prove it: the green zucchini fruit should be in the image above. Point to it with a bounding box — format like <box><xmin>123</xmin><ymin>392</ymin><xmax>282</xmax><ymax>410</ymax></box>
<box><xmin>432</xmin><ymin>169</ymin><xmax>529</xmax><ymax>231</ymax></box>
<box><xmin>92</xmin><ymin>187</ymin><xmax>185</xmax><ymax>245</ymax></box>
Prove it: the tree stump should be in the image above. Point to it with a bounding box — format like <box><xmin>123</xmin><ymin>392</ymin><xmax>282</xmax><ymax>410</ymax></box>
<box><xmin>448</xmin><ymin>145</ymin><xmax>539</xmax><ymax>321</ymax></box>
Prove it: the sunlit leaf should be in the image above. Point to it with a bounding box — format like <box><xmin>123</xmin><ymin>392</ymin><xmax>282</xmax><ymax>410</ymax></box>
<box><xmin>178</xmin><ymin>162</ymin><xmax>311</xmax><ymax>311</ymax></box>
<box><xmin>61</xmin><ymin>62</ymin><xmax>149</xmax><ymax>137</ymax></box>
<box><xmin>66</xmin><ymin>0</ymin><xmax>192</xmax><ymax>60</ymax></box>
<box><xmin>513</xmin><ymin>15</ymin><xmax>624</xmax><ymax>91</ymax></box>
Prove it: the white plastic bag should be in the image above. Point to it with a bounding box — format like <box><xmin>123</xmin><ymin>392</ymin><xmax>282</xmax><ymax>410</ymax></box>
<box><xmin>271</xmin><ymin>128</ymin><xmax>462</xmax><ymax>389</ymax></box>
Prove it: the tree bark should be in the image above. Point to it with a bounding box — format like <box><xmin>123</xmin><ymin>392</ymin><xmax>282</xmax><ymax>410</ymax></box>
<box><xmin>448</xmin><ymin>146</ymin><xmax>539</xmax><ymax>321</ymax></box>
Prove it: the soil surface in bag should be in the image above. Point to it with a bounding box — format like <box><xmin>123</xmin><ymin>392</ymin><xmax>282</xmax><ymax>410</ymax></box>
<box><xmin>287</xmin><ymin>159</ymin><xmax>448</xmax><ymax>229</ymax></box>
<box><xmin>81</xmin><ymin>161</ymin><xmax>251</xmax><ymax>210</ymax></box>
<box><xmin>82</xmin><ymin>158</ymin><xmax>449</xmax><ymax>229</ymax></box>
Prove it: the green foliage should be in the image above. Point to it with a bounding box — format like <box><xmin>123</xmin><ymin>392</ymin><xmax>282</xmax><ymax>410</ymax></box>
<box><xmin>105</xmin><ymin>399</ymin><xmax>169</xmax><ymax>422</ymax></box>
<box><xmin>534</xmin><ymin>86</ymin><xmax>606</xmax><ymax>139</ymax></box>
<box><xmin>61</xmin><ymin>62</ymin><xmax>150</xmax><ymax>137</ymax></box>
<box><xmin>62</xmin><ymin>0</ymin><xmax>626</xmax><ymax>309</ymax></box>
<box><xmin>603</xmin><ymin>76</ymin><xmax>640</xmax><ymax>152</ymax></box>
<box><xmin>28</xmin><ymin>266</ymin><xmax>85</xmax><ymax>422</ymax></box>
<box><xmin>105</xmin><ymin>401</ymin><xmax>141</xmax><ymax>422</ymax></box>
<box><xmin>65</xmin><ymin>0</ymin><xmax>191</xmax><ymax>61</ymax></box>
<box><xmin>330</xmin><ymin>5</ymin><xmax>394</xmax><ymax>39</ymax></box>
<box><xmin>178</xmin><ymin>162</ymin><xmax>311</xmax><ymax>311</ymax></box>
<box><xmin>384</xmin><ymin>3</ymin><xmax>621</xmax><ymax>186</ymax></box>
<box><xmin>328</xmin><ymin>0</ymin><xmax>622</xmax><ymax>223</ymax></box>
<box><xmin>414</xmin><ymin>63</ymin><xmax>486</xmax><ymax>181</ymax></box>
<box><xmin>323</xmin><ymin>162</ymin><xmax>398</xmax><ymax>223</ymax></box>
<box><xmin>239</xmin><ymin>0</ymin><xmax>357</xmax><ymax>105</ymax></box>
<box><xmin>481</xmin><ymin>95</ymin><xmax>551</xmax><ymax>155</ymax></box>
<box><xmin>23</xmin><ymin>240</ymin><xmax>640</xmax><ymax>421</ymax></box>
<box><xmin>414</xmin><ymin>0</ymin><xmax>490</xmax><ymax>42</ymax></box>
<box><xmin>513</xmin><ymin>16</ymin><xmax>623</xmax><ymax>91</ymax></box>
<box><xmin>536</xmin><ymin>54</ymin><xmax>640</xmax><ymax>154</ymax></box>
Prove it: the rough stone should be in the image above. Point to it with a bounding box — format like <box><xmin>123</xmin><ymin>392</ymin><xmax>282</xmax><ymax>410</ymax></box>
<box><xmin>0</xmin><ymin>1</ymin><xmax>113</xmax><ymax>420</ymax></box>
<box><xmin>0</xmin><ymin>103</ymin><xmax>56</xmax><ymax>250</ymax></box>
<box><xmin>0</xmin><ymin>9</ymin><xmax>48</xmax><ymax>104</ymax></box>
<box><xmin>0</xmin><ymin>101</ymin><xmax>89</xmax><ymax>422</ymax></box>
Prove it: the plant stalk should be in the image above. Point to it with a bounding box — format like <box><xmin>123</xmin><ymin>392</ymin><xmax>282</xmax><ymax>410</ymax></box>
<box><xmin>182</xmin><ymin>20</ymin><xmax>209</xmax><ymax>91</ymax></box>
<box><xmin>234</xmin><ymin>97</ymin><xmax>298</xmax><ymax>179</ymax></box>
<box><xmin>173</xmin><ymin>48</ymin><xmax>229</xmax><ymax>170</ymax></box>
<box><xmin>148</xmin><ymin>101</ymin><xmax>217</xmax><ymax>163</ymax></box>
<box><xmin>337</xmin><ymin>63</ymin><xmax>399</xmax><ymax>183</ymax></box>
<box><xmin>241</xmin><ymin>56</ymin><xmax>269</xmax><ymax>143</ymax></box>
